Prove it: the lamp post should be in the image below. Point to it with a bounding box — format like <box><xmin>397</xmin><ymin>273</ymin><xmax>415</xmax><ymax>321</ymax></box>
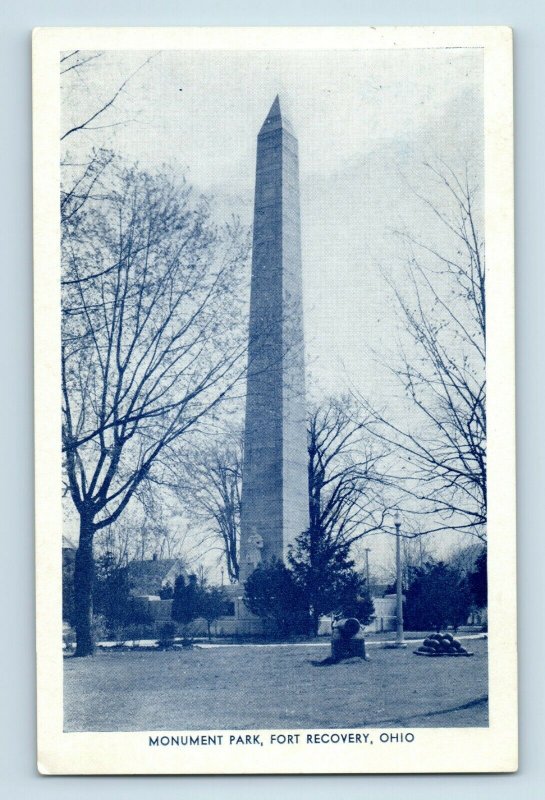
<box><xmin>394</xmin><ymin>511</ymin><xmax>407</xmax><ymax>648</ymax></box>
<box><xmin>364</xmin><ymin>547</ymin><xmax>371</xmax><ymax>592</ymax></box>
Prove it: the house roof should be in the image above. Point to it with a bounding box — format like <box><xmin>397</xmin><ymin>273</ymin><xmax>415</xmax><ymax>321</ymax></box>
<box><xmin>127</xmin><ymin>558</ymin><xmax>185</xmax><ymax>597</ymax></box>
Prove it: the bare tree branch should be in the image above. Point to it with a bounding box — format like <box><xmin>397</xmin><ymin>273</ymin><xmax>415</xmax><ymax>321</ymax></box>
<box><xmin>355</xmin><ymin>162</ymin><xmax>486</xmax><ymax>541</ymax></box>
<box><xmin>61</xmin><ymin>53</ymin><xmax>156</xmax><ymax>141</ymax></box>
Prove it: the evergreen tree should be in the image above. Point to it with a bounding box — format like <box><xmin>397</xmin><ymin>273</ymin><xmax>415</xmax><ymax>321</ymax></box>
<box><xmin>243</xmin><ymin>560</ymin><xmax>307</xmax><ymax>637</ymax></box>
<box><xmin>404</xmin><ymin>562</ymin><xmax>473</xmax><ymax>632</ymax></box>
<box><xmin>469</xmin><ymin>548</ymin><xmax>487</xmax><ymax>608</ymax></box>
<box><xmin>342</xmin><ymin>582</ymin><xmax>375</xmax><ymax>625</ymax></box>
<box><xmin>289</xmin><ymin>531</ymin><xmax>374</xmax><ymax>635</ymax></box>
<box><xmin>171</xmin><ymin>574</ymin><xmax>202</xmax><ymax>628</ymax></box>
<box><xmin>93</xmin><ymin>553</ymin><xmax>132</xmax><ymax>633</ymax></box>
<box><xmin>159</xmin><ymin>581</ymin><xmax>174</xmax><ymax>600</ymax></box>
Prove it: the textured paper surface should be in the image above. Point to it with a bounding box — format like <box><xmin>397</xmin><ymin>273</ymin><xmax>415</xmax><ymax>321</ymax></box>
<box><xmin>33</xmin><ymin>25</ymin><xmax>516</xmax><ymax>775</ymax></box>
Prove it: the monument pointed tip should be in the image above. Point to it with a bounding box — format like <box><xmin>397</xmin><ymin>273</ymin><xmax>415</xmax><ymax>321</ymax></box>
<box><xmin>266</xmin><ymin>95</ymin><xmax>281</xmax><ymax>118</ymax></box>
<box><xmin>260</xmin><ymin>94</ymin><xmax>294</xmax><ymax>135</ymax></box>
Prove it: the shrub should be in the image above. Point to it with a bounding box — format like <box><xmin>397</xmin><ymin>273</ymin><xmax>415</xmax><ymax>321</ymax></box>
<box><xmin>122</xmin><ymin>623</ymin><xmax>155</xmax><ymax>648</ymax></box>
<box><xmin>91</xmin><ymin>614</ymin><xmax>110</xmax><ymax>644</ymax></box>
<box><xmin>63</xmin><ymin>621</ymin><xmax>76</xmax><ymax>651</ymax></box>
<box><xmin>157</xmin><ymin>622</ymin><xmax>178</xmax><ymax>650</ymax></box>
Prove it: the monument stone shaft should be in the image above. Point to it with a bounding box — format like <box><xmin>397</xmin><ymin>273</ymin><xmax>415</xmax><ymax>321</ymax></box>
<box><xmin>239</xmin><ymin>96</ymin><xmax>309</xmax><ymax>583</ymax></box>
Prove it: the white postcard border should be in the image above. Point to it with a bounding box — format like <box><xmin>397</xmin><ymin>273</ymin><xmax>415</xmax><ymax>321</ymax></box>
<box><xmin>33</xmin><ymin>25</ymin><xmax>516</xmax><ymax>775</ymax></box>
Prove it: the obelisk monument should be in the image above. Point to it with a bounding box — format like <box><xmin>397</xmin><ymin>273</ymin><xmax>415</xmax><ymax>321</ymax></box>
<box><xmin>239</xmin><ymin>96</ymin><xmax>309</xmax><ymax>583</ymax></box>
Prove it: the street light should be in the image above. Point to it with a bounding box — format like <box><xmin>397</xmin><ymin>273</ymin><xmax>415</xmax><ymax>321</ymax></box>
<box><xmin>393</xmin><ymin>511</ymin><xmax>407</xmax><ymax>648</ymax></box>
<box><xmin>364</xmin><ymin>547</ymin><xmax>371</xmax><ymax>592</ymax></box>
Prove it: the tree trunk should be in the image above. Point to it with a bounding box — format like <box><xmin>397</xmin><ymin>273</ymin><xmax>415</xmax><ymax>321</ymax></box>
<box><xmin>309</xmin><ymin>606</ymin><xmax>320</xmax><ymax>638</ymax></box>
<box><xmin>74</xmin><ymin>514</ymin><xmax>96</xmax><ymax>657</ymax></box>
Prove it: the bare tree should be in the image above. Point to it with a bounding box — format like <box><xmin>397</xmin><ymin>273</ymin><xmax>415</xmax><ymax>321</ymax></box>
<box><xmin>287</xmin><ymin>396</ymin><xmax>389</xmax><ymax>633</ymax></box>
<box><xmin>307</xmin><ymin>396</ymin><xmax>389</xmax><ymax>552</ymax></box>
<box><xmin>184</xmin><ymin>398</ymin><xmax>389</xmax><ymax>590</ymax></box>
<box><xmin>60</xmin><ymin>51</ymin><xmax>154</xmax><ymax>229</ymax></box>
<box><xmin>182</xmin><ymin>432</ymin><xmax>243</xmax><ymax>583</ymax></box>
<box><xmin>94</xmin><ymin>512</ymin><xmax>189</xmax><ymax>568</ymax></box>
<box><xmin>358</xmin><ymin>163</ymin><xmax>486</xmax><ymax>541</ymax></box>
<box><xmin>62</xmin><ymin>160</ymin><xmax>250</xmax><ymax>655</ymax></box>
<box><xmin>61</xmin><ymin>50</ymin><xmax>154</xmax><ymax>142</ymax></box>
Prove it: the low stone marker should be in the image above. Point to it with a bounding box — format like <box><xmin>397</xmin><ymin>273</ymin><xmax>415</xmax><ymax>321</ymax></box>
<box><xmin>413</xmin><ymin>632</ymin><xmax>474</xmax><ymax>657</ymax></box>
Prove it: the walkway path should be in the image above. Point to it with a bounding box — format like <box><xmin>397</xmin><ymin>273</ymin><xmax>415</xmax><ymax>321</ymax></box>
<box><xmin>97</xmin><ymin>634</ymin><xmax>486</xmax><ymax>649</ymax></box>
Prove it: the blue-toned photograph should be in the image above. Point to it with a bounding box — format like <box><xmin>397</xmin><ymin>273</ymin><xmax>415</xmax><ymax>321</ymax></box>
<box><xmin>60</xmin><ymin>46</ymin><xmax>488</xmax><ymax>733</ymax></box>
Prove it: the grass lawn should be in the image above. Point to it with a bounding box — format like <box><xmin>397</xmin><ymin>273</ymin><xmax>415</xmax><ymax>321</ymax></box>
<box><xmin>64</xmin><ymin>639</ymin><xmax>488</xmax><ymax>732</ymax></box>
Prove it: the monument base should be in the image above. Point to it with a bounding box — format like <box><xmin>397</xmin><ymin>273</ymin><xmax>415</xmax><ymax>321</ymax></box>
<box><xmin>218</xmin><ymin>583</ymin><xmax>264</xmax><ymax>637</ymax></box>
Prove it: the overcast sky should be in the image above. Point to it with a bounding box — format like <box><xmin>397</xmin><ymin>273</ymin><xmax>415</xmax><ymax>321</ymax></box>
<box><xmin>63</xmin><ymin>47</ymin><xmax>483</xmax><ymax>398</ymax></box>
<box><xmin>62</xmin><ymin>47</ymin><xmax>484</xmax><ymax>571</ymax></box>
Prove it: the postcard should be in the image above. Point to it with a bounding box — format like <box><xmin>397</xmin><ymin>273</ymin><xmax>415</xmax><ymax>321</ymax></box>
<box><xmin>33</xmin><ymin>25</ymin><xmax>516</xmax><ymax>774</ymax></box>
